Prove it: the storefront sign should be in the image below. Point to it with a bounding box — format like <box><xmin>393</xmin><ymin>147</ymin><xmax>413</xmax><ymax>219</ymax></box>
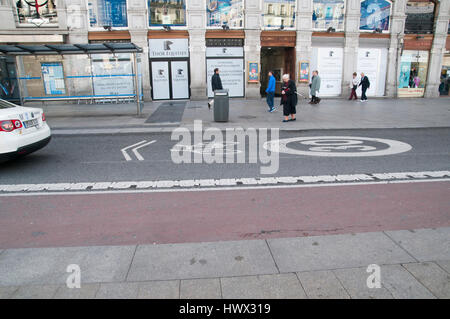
<box><xmin>207</xmin><ymin>0</ymin><xmax>244</xmax><ymax>27</ymax></box>
<box><xmin>151</xmin><ymin>61</ymin><xmax>170</xmax><ymax>100</ymax></box>
<box><xmin>207</xmin><ymin>59</ymin><xmax>244</xmax><ymax>98</ymax></box>
<box><xmin>299</xmin><ymin>61</ymin><xmax>309</xmax><ymax>82</ymax></box>
<box><xmin>206</xmin><ymin>47</ymin><xmax>244</xmax><ymax>58</ymax></box>
<box><xmin>312</xmin><ymin>47</ymin><xmax>343</xmax><ymax>96</ymax></box>
<box><xmin>248</xmin><ymin>62</ymin><xmax>259</xmax><ymax>83</ymax></box>
<box><xmin>360</xmin><ymin>0</ymin><xmax>391</xmax><ymax>31</ymax></box>
<box><xmin>91</xmin><ymin>53</ymin><xmax>134</xmax><ymax>96</ymax></box>
<box><xmin>149</xmin><ymin>39</ymin><xmax>189</xmax><ymax>58</ymax></box>
<box><xmin>41</xmin><ymin>62</ymin><xmax>65</xmax><ymax>95</ymax></box>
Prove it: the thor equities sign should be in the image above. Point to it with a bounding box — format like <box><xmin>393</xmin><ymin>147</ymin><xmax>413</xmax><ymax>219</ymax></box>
<box><xmin>149</xmin><ymin>39</ymin><xmax>189</xmax><ymax>58</ymax></box>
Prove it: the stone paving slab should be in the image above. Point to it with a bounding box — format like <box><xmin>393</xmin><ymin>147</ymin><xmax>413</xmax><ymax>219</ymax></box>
<box><xmin>127</xmin><ymin>240</ymin><xmax>278</xmax><ymax>282</ymax></box>
<box><xmin>385</xmin><ymin>227</ymin><xmax>450</xmax><ymax>262</ymax></box>
<box><xmin>296</xmin><ymin>270</ymin><xmax>350</xmax><ymax>299</ymax></box>
<box><xmin>221</xmin><ymin>274</ymin><xmax>307</xmax><ymax>299</ymax></box>
<box><xmin>180</xmin><ymin>279</ymin><xmax>222</xmax><ymax>299</ymax></box>
<box><xmin>10</xmin><ymin>285</ymin><xmax>60</xmax><ymax>299</ymax></box>
<box><xmin>436</xmin><ymin>260</ymin><xmax>450</xmax><ymax>274</ymax></box>
<box><xmin>95</xmin><ymin>282</ymin><xmax>139</xmax><ymax>299</ymax></box>
<box><xmin>402</xmin><ymin>262</ymin><xmax>450</xmax><ymax>299</ymax></box>
<box><xmin>267</xmin><ymin>232</ymin><xmax>415</xmax><ymax>273</ymax></box>
<box><xmin>0</xmin><ymin>286</ymin><xmax>19</xmax><ymax>299</ymax></box>
<box><xmin>137</xmin><ymin>281</ymin><xmax>180</xmax><ymax>299</ymax></box>
<box><xmin>53</xmin><ymin>284</ymin><xmax>100</xmax><ymax>299</ymax></box>
<box><xmin>0</xmin><ymin>245</ymin><xmax>136</xmax><ymax>287</ymax></box>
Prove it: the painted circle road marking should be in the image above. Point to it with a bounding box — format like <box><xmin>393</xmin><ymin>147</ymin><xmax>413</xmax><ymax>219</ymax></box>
<box><xmin>264</xmin><ymin>136</ymin><xmax>412</xmax><ymax>157</ymax></box>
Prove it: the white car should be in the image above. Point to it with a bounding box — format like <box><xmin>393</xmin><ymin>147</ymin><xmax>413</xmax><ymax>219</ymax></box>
<box><xmin>0</xmin><ymin>99</ymin><xmax>51</xmax><ymax>162</ymax></box>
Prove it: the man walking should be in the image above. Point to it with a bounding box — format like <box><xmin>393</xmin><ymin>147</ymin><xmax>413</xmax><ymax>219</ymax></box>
<box><xmin>359</xmin><ymin>72</ymin><xmax>370</xmax><ymax>102</ymax></box>
<box><xmin>266</xmin><ymin>71</ymin><xmax>276</xmax><ymax>112</ymax></box>
<box><xmin>309</xmin><ymin>70</ymin><xmax>321</xmax><ymax>104</ymax></box>
<box><xmin>208</xmin><ymin>68</ymin><xmax>223</xmax><ymax>109</ymax></box>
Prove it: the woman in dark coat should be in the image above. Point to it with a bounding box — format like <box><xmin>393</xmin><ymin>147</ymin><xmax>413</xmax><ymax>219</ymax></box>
<box><xmin>280</xmin><ymin>74</ymin><xmax>297</xmax><ymax>122</ymax></box>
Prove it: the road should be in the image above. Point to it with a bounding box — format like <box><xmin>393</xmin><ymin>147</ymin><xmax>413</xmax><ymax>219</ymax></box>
<box><xmin>0</xmin><ymin>128</ymin><xmax>449</xmax><ymax>249</ymax></box>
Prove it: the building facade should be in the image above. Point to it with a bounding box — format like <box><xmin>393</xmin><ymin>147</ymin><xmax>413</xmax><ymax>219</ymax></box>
<box><xmin>0</xmin><ymin>0</ymin><xmax>449</xmax><ymax>103</ymax></box>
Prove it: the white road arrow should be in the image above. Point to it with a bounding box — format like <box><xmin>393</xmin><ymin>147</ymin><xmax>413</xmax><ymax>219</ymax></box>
<box><xmin>121</xmin><ymin>140</ymin><xmax>156</xmax><ymax>161</ymax></box>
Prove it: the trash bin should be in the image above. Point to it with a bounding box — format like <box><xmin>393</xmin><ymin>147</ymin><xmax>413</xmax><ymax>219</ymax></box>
<box><xmin>213</xmin><ymin>89</ymin><xmax>229</xmax><ymax>122</ymax></box>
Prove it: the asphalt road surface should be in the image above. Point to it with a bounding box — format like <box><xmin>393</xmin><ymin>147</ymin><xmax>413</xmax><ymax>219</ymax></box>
<box><xmin>0</xmin><ymin>127</ymin><xmax>449</xmax><ymax>249</ymax></box>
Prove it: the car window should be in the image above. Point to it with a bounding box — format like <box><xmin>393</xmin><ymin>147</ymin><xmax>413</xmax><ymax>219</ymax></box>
<box><xmin>0</xmin><ymin>99</ymin><xmax>17</xmax><ymax>109</ymax></box>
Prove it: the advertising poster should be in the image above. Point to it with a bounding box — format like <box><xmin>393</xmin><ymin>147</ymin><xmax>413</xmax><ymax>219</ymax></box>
<box><xmin>207</xmin><ymin>59</ymin><xmax>244</xmax><ymax>98</ymax></box>
<box><xmin>151</xmin><ymin>61</ymin><xmax>170</xmax><ymax>100</ymax></box>
<box><xmin>148</xmin><ymin>0</ymin><xmax>186</xmax><ymax>26</ymax></box>
<box><xmin>360</xmin><ymin>0</ymin><xmax>391</xmax><ymax>31</ymax></box>
<box><xmin>312</xmin><ymin>0</ymin><xmax>345</xmax><ymax>30</ymax></box>
<box><xmin>248</xmin><ymin>62</ymin><xmax>259</xmax><ymax>83</ymax></box>
<box><xmin>315</xmin><ymin>47</ymin><xmax>343</xmax><ymax>96</ymax></box>
<box><xmin>299</xmin><ymin>61</ymin><xmax>309</xmax><ymax>82</ymax></box>
<box><xmin>399</xmin><ymin>61</ymin><xmax>411</xmax><ymax>88</ymax></box>
<box><xmin>41</xmin><ymin>62</ymin><xmax>65</xmax><ymax>95</ymax></box>
<box><xmin>92</xmin><ymin>54</ymin><xmax>134</xmax><ymax>96</ymax></box>
<box><xmin>170</xmin><ymin>61</ymin><xmax>189</xmax><ymax>99</ymax></box>
<box><xmin>263</xmin><ymin>0</ymin><xmax>296</xmax><ymax>28</ymax></box>
<box><xmin>88</xmin><ymin>0</ymin><xmax>128</xmax><ymax>27</ymax></box>
<box><xmin>207</xmin><ymin>0</ymin><xmax>244</xmax><ymax>27</ymax></box>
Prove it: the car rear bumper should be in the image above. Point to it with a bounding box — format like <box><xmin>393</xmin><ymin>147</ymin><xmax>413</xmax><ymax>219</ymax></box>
<box><xmin>0</xmin><ymin>136</ymin><xmax>51</xmax><ymax>162</ymax></box>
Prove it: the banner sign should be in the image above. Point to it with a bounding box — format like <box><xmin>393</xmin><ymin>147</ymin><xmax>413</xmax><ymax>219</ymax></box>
<box><xmin>360</xmin><ymin>0</ymin><xmax>391</xmax><ymax>31</ymax></box>
<box><xmin>207</xmin><ymin>0</ymin><xmax>244</xmax><ymax>27</ymax></box>
<box><xmin>149</xmin><ymin>39</ymin><xmax>189</xmax><ymax>58</ymax></box>
<box><xmin>88</xmin><ymin>0</ymin><xmax>128</xmax><ymax>27</ymax></box>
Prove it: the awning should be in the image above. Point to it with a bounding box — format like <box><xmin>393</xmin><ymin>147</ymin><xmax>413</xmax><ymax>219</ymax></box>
<box><xmin>0</xmin><ymin>43</ymin><xmax>143</xmax><ymax>56</ymax></box>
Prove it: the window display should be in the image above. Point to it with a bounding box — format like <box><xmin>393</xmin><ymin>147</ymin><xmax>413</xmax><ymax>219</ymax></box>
<box><xmin>207</xmin><ymin>0</ymin><xmax>243</xmax><ymax>27</ymax></box>
<box><xmin>263</xmin><ymin>0</ymin><xmax>296</xmax><ymax>28</ymax></box>
<box><xmin>149</xmin><ymin>0</ymin><xmax>186</xmax><ymax>26</ymax></box>
<box><xmin>312</xmin><ymin>0</ymin><xmax>345</xmax><ymax>31</ymax></box>
<box><xmin>398</xmin><ymin>50</ymin><xmax>429</xmax><ymax>98</ymax></box>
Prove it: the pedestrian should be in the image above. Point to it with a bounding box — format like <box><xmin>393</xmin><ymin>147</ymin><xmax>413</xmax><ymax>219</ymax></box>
<box><xmin>208</xmin><ymin>68</ymin><xmax>223</xmax><ymax>109</ymax></box>
<box><xmin>349</xmin><ymin>72</ymin><xmax>359</xmax><ymax>100</ymax></box>
<box><xmin>309</xmin><ymin>70</ymin><xmax>321</xmax><ymax>104</ymax></box>
<box><xmin>265</xmin><ymin>71</ymin><xmax>276</xmax><ymax>112</ymax></box>
<box><xmin>359</xmin><ymin>72</ymin><xmax>370</xmax><ymax>102</ymax></box>
<box><xmin>280</xmin><ymin>74</ymin><xmax>297</xmax><ymax>122</ymax></box>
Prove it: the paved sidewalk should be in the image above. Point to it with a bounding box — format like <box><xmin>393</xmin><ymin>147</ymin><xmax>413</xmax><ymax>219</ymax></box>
<box><xmin>37</xmin><ymin>98</ymin><xmax>450</xmax><ymax>135</ymax></box>
<box><xmin>0</xmin><ymin>227</ymin><xmax>449</xmax><ymax>299</ymax></box>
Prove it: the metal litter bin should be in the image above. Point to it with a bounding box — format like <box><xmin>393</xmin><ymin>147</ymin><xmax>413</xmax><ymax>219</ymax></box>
<box><xmin>213</xmin><ymin>89</ymin><xmax>229</xmax><ymax>122</ymax></box>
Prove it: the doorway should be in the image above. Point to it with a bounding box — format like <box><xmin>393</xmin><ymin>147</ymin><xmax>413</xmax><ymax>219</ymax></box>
<box><xmin>260</xmin><ymin>47</ymin><xmax>296</xmax><ymax>96</ymax></box>
<box><xmin>150</xmin><ymin>59</ymin><xmax>190</xmax><ymax>100</ymax></box>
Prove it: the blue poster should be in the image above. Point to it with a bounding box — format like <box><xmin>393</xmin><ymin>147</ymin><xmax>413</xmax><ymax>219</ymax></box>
<box><xmin>89</xmin><ymin>0</ymin><xmax>128</xmax><ymax>27</ymax></box>
<box><xmin>41</xmin><ymin>63</ymin><xmax>65</xmax><ymax>95</ymax></box>
<box><xmin>360</xmin><ymin>0</ymin><xmax>391</xmax><ymax>31</ymax></box>
<box><xmin>399</xmin><ymin>61</ymin><xmax>411</xmax><ymax>88</ymax></box>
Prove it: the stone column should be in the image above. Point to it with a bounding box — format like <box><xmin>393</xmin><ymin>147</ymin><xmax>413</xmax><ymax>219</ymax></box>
<box><xmin>128</xmin><ymin>0</ymin><xmax>151</xmax><ymax>101</ymax></box>
<box><xmin>65</xmin><ymin>0</ymin><xmax>89</xmax><ymax>44</ymax></box>
<box><xmin>295</xmin><ymin>0</ymin><xmax>313</xmax><ymax>97</ymax></box>
<box><xmin>342</xmin><ymin>0</ymin><xmax>360</xmax><ymax>97</ymax></box>
<box><xmin>425</xmin><ymin>0</ymin><xmax>450</xmax><ymax>98</ymax></box>
<box><xmin>244</xmin><ymin>0</ymin><xmax>262</xmax><ymax>99</ymax></box>
<box><xmin>0</xmin><ymin>1</ymin><xmax>17</xmax><ymax>30</ymax></box>
<box><xmin>385</xmin><ymin>0</ymin><xmax>407</xmax><ymax>97</ymax></box>
<box><xmin>187</xmin><ymin>0</ymin><xmax>207</xmax><ymax>100</ymax></box>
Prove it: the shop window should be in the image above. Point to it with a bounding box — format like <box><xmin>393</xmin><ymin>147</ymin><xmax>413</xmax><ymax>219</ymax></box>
<box><xmin>360</xmin><ymin>0</ymin><xmax>391</xmax><ymax>32</ymax></box>
<box><xmin>207</xmin><ymin>0</ymin><xmax>244</xmax><ymax>28</ymax></box>
<box><xmin>312</xmin><ymin>0</ymin><xmax>345</xmax><ymax>31</ymax></box>
<box><xmin>405</xmin><ymin>1</ymin><xmax>435</xmax><ymax>34</ymax></box>
<box><xmin>264</xmin><ymin>0</ymin><xmax>295</xmax><ymax>28</ymax></box>
<box><xmin>88</xmin><ymin>0</ymin><xmax>128</xmax><ymax>28</ymax></box>
<box><xmin>398</xmin><ymin>50</ymin><xmax>429</xmax><ymax>97</ymax></box>
<box><xmin>15</xmin><ymin>0</ymin><xmax>58</xmax><ymax>26</ymax></box>
<box><xmin>149</xmin><ymin>0</ymin><xmax>186</xmax><ymax>26</ymax></box>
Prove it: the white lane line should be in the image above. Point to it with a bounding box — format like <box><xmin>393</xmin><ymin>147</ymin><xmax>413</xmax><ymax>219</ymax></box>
<box><xmin>121</xmin><ymin>140</ymin><xmax>148</xmax><ymax>161</ymax></box>
<box><xmin>132</xmin><ymin>140</ymin><xmax>156</xmax><ymax>161</ymax></box>
<box><xmin>1</xmin><ymin>178</ymin><xmax>449</xmax><ymax>197</ymax></box>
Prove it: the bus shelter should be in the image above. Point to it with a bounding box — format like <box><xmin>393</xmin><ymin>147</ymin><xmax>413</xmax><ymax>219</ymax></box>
<box><xmin>0</xmin><ymin>43</ymin><xmax>144</xmax><ymax>116</ymax></box>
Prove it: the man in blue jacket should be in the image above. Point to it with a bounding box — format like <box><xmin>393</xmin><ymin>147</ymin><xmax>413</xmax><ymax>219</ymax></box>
<box><xmin>265</xmin><ymin>71</ymin><xmax>276</xmax><ymax>112</ymax></box>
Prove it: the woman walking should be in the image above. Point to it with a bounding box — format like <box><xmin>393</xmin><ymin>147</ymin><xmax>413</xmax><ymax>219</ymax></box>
<box><xmin>280</xmin><ymin>74</ymin><xmax>297</xmax><ymax>122</ymax></box>
<box><xmin>349</xmin><ymin>72</ymin><xmax>359</xmax><ymax>100</ymax></box>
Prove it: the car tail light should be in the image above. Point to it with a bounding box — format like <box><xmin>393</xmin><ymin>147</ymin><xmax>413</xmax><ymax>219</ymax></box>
<box><xmin>0</xmin><ymin>119</ymin><xmax>22</xmax><ymax>132</ymax></box>
<box><xmin>42</xmin><ymin>112</ymin><xmax>46</xmax><ymax>121</ymax></box>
